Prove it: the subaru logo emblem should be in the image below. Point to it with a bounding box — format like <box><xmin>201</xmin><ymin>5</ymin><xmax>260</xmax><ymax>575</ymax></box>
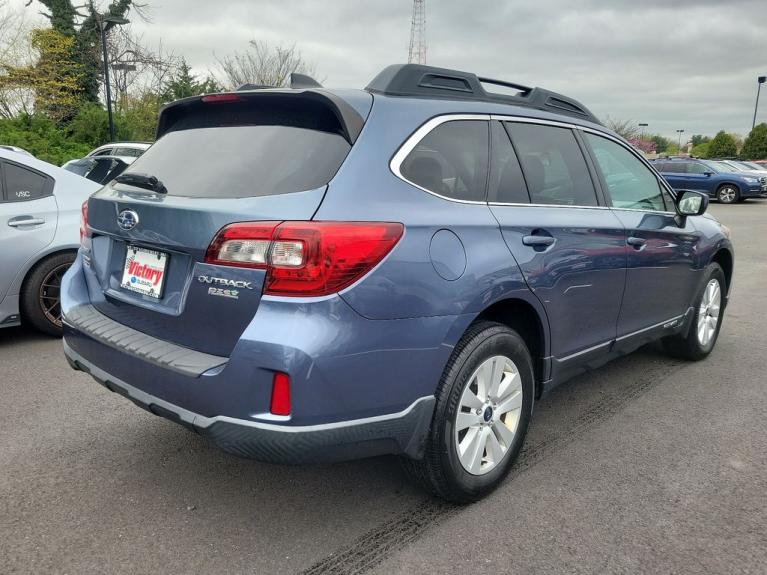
<box><xmin>117</xmin><ymin>209</ymin><xmax>139</xmax><ymax>231</ymax></box>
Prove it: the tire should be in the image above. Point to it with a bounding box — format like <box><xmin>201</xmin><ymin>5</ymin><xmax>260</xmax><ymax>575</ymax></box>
<box><xmin>663</xmin><ymin>263</ymin><xmax>726</xmax><ymax>361</ymax></box>
<box><xmin>20</xmin><ymin>252</ymin><xmax>76</xmax><ymax>336</ymax></box>
<box><xmin>716</xmin><ymin>184</ymin><xmax>739</xmax><ymax>204</ymax></box>
<box><xmin>401</xmin><ymin>321</ymin><xmax>535</xmax><ymax>503</ymax></box>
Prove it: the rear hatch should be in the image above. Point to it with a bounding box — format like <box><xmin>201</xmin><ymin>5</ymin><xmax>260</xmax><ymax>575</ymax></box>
<box><xmin>83</xmin><ymin>90</ymin><xmax>370</xmax><ymax>357</ymax></box>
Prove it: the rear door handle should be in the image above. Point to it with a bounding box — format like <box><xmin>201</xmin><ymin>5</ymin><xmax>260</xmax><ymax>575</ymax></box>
<box><xmin>522</xmin><ymin>235</ymin><xmax>555</xmax><ymax>247</ymax></box>
<box><xmin>627</xmin><ymin>236</ymin><xmax>647</xmax><ymax>249</ymax></box>
<box><xmin>7</xmin><ymin>217</ymin><xmax>46</xmax><ymax>227</ymax></box>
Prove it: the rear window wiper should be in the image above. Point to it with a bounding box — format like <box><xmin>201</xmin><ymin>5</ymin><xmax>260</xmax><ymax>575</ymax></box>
<box><xmin>115</xmin><ymin>173</ymin><xmax>167</xmax><ymax>194</ymax></box>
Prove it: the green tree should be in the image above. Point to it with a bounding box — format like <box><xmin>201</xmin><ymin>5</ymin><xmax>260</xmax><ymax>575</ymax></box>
<box><xmin>691</xmin><ymin>142</ymin><xmax>710</xmax><ymax>158</ymax></box>
<box><xmin>0</xmin><ymin>114</ymin><xmax>90</xmax><ymax>164</ymax></box>
<box><xmin>33</xmin><ymin>0</ymin><xmax>134</xmax><ymax>103</ymax></box>
<box><xmin>707</xmin><ymin>130</ymin><xmax>738</xmax><ymax>158</ymax></box>
<box><xmin>161</xmin><ymin>59</ymin><xmax>219</xmax><ymax>103</ymax></box>
<box><xmin>0</xmin><ymin>28</ymin><xmax>83</xmax><ymax>123</ymax></box>
<box><xmin>651</xmin><ymin>134</ymin><xmax>670</xmax><ymax>154</ymax></box>
<box><xmin>741</xmin><ymin>123</ymin><xmax>767</xmax><ymax>160</ymax></box>
<box><xmin>691</xmin><ymin>134</ymin><xmax>710</xmax><ymax>147</ymax></box>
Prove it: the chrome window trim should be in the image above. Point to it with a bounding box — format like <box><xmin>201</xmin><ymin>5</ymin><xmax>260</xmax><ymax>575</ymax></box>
<box><xmin>390</xmin><ymin>112</ymin><xmax>679</xmax><ymax>212</ymax></box>
<box><xmin>389</xmin><ymin>113</ymin><xmax>491</xmax><ymax>205</ymax></box>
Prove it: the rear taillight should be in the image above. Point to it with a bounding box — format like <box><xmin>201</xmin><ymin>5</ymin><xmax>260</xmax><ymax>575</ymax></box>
<box><xmin>79</xmin><ymin>201</ymin><xmax>89</xmax><ymax>245</ymax></box>
<box><xmin>205</xmin><ymin>221</ymin><xmax>404</xmax><ymax>297</ymax></box>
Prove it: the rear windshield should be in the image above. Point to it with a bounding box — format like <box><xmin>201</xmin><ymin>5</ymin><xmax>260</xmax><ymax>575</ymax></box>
<box><xmin>120</xmin><ymin>125</ymin><xmax>351</xmax><ymax>198</ymax></box>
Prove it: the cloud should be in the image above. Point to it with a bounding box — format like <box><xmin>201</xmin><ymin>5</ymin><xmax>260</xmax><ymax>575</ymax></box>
<box><xmin>15</xmin><ymin>0</ymin><xmax>767</xmax><ymax>139</ymax></box>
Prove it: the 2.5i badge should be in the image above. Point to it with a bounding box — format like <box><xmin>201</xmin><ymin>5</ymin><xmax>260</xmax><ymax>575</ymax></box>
<box><xmin>198</xmin><ymin>275</ymin><xmax>253</xmax><ymax>300</ymax></box>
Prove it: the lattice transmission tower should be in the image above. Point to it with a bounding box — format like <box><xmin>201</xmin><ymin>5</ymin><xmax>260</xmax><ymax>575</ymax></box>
<box><xmin>408</xmin><ymin>0</ymin><xmax>427</xmax><ymax>64</ymax></box>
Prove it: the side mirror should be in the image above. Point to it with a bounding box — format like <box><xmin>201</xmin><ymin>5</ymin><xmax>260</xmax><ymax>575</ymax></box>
<box><xmin>676</xmin><ymin>190</ymin><xmax>708</xmax><ymax>217</ymax></box>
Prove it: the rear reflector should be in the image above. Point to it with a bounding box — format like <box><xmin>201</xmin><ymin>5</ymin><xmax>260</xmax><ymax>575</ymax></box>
<box><xmin>270</xmin><ymin>372</ymin><xmax>291</xmax><ymax>415</ymax></box>
<box><xmin>205</xmin><ymin>221</ymin><xmax>404</xmax><ymax>296</ymax></box>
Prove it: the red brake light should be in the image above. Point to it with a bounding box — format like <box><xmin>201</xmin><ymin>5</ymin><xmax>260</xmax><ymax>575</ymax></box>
<box><xmin>270</xmin><ymin>372</ymin><xmax>291</xmax><ymax>415</ymax></box>
<box><xmin>205</xmin><ymin>221</ymin><xmax>404</xmax><ymax>296</ymax></box>
<box><xmin>80</xmin><ymin>200</ymin><xmax>89</xmax><ymax>244</ymax></box>
<box><xmin>201</xmin><ymin>94</ymin><xmax>242</xmax><ymax>104</ymax></box>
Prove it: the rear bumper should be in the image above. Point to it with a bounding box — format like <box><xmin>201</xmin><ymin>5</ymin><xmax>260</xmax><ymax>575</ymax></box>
<box><xmin>64</xmin><ymin>341</ymin><xmax>435</xmax><ymax>463</ymax></box>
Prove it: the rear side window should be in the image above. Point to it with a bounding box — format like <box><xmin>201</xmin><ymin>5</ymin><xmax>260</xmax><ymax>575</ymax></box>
<box><xmin>584</xmin><ymin>133</ymin><xmax>667</xmax><ymax>211</ymax></box>
<box><xmin>687</xmin><ymin>162</ymin><xmax>710</xmax><ymax>175</ymax></box>
<box><xmin>114</xmin><ymin>147</ymin><xmax>144</xmax><ymax>158</ymax></box>
<box><xmin>2</xmin><ymin>162</ymin><xmax>52</xmax><ymax>202</ymax></box>
<box><xmin>488</xmin><ymin>121</ymin><xmax>529</xmax><ymax>203</ymax></box>
<box><xmin>92</xmin><ymin>148</ymin><xmax>113</xmax><ymax>157</ymax></box>
<box><xmin>400</xmin><ymin>120</ymin><xmax>489</xmax><ymax>202</ymax></box>
<box><xmin>665</xmin><ymin>162</ymin><xmax>688</xmax><ymax>173</ymax></box>
<box><xmin>506</xmin><ymin>123</ymin><xmax>598</xmax><ymax>206</ymax></box>
<box><xmin>122</xmin><ymin>125</ymin><xmax>351</xmax><ymax>199</ymax></box>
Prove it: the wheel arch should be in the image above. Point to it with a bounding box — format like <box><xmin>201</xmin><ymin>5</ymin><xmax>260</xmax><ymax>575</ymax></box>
<box><xmin>473</xmin><ymin>297</ymin><xmax>550</xmax><ymax>398</ymax></box>
<box><xmin>18</xmin><ymin>247</ymin><xmax>79</xmax><ymax>294</ymax></box>
<box><xmin>711</xmin><ymin>247</ymin><xmax>734</xmax><ymax>297</ymax></box>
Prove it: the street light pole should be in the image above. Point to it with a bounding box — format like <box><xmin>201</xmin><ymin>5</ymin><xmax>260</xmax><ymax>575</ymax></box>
<box><xmin>753</xmin><ymin>76</ymin><xmax>766</xmax><ymax>130</ymax></box>
<box><xmin>638</xmin><ymin>122</ymin><xmax>648</xmax><ymax>140</ymax></box>
<box><xmin>98</xmin><ymin>15</ymin><xmax>130</xmax><ymax>142</ymax></box>
<box><xmin>676</xmin><ymin>129</ymin><xmax>685</xmax><ymax>153</ymax></box>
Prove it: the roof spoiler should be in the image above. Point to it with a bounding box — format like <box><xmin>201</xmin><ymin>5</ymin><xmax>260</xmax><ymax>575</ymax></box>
<box><xmin>155</xmin><ymin>90</ymin><xmax>365</xmax><ymax>144</ymax></box>
<box><xmin>366</xmin><ymin>64</ymin><xmax>601</xmax><ymax>125</ymax></box>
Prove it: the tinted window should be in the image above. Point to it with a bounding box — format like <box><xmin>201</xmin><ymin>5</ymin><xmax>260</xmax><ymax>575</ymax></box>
<box><xmin>114</xmin><ymin>147</ymin><xmax>144</xmax><ymax>158</ymax></box>
<box><xmin>687</xmin><ymin>162</ymin><xmax>710</xmax><ymax>175</ymax></box>
<box><xmin>401</xmin><ymin>120</ymin><xmax>489</xmax><ymax>202</ymax></box>
<box><xmin>506</xmin><ymin>123</ymin><xmax>598</xmax><ymax>206</ymax></box>
<box><xmin>121</xmin><ymin>126</ymin><xmax>351</xmax><ymax>198</ymax></box>
<box><xmin>585</xmin><ymin>133</ymin><xmax>667</xmax><ymax>211</ymax></box>
<box><xmin>665</xmin><ymin>162</ymin><xmax>688</xmax><ymax>173</ymax></box>
<box><xmin>92</xmin><ymin>148</ymin><xmax>113</xmax><ymax>156</ymax></box>
<box><xmin>3</xmin><ymin>162</ymin><xmax>51</xmax><ymax>202</ymax></box>
<box><xmin>488</xmin><ymin>122</ymin><xmax>529</xmax><ymax>203</ymax></box>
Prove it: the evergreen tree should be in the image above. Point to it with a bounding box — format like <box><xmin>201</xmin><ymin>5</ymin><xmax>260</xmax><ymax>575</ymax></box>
<box><xmin>706</xmin><ymin>130</ymin><xmax>738</xmax><ymax>158</ymax></box>
<box><xmin>33</xmin><ymin>0</ymin><xmax>133</xmax><ymax>103</ymax></box>
<box><xmin>741</xmin><ymin>123</ymin><xmax>767</xmax><ymax>160</ymax></box>
<box><xmin>161</xmin><ymin>59</ymin><xmax>220</xmax><ymax>103</ymax></box>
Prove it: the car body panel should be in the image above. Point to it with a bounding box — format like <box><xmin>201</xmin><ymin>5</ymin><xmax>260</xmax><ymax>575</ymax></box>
<box><xmin>60</xmin><ymin>83</ymin><xmax>734</xmax><ymax>463</ymax></box>
<box><xmin>0</xmin><ymin>150</ymin><xmax>100</xmax><ymax>327</ymax></box>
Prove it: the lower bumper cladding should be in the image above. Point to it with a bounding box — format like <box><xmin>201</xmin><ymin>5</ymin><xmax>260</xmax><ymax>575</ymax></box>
<box><xmin>63</xmin><ymin>341</ymin><xmax>435</xmax><ymax>464</ymax></box>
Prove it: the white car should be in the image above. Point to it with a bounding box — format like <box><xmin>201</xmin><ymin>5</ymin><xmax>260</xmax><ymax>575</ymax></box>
<box><xmin>0</xmin><ymin>150</ymin><xmax>100</xmax><ymax>334</ymax></box>
<box><xmin>718</xmin><ymin>159</ymin><xmax>767</xmax><ymax>178</ymax></box>
<box><xmin>86</xmin><ymin>142</ymin><xmax>151</xmax><ymax>164</ymax></box>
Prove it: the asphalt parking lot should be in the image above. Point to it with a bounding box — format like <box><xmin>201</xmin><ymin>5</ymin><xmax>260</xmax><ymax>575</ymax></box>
<box><xmin>1</xmin><ymin>202</ymin><xmax>766</xmax><ymax>575</ymax></box>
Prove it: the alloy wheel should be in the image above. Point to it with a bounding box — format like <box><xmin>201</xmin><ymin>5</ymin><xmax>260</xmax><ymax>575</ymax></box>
<box><xmin>39</xmin><ymin>263</ymin><xmax>69</xmax><ymax>328</ymax></box>
<box><xmin>454</xmin><ymin>355</ymin><xmax>523</xmax><ymax>475</ymax></box>
<box><xmin>718</xmin><ymin>186</ymin><xmax>737</xmax><ymax>203</ymax></box>
<box><xmin>697</xmin><ymin>278</ymin><xmax>721</xmax><ymax>347</ymax></box>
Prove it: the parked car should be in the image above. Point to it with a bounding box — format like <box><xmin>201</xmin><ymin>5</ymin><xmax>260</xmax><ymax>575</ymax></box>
<box><xmin>86</xmin><ymin>142</ymin><xmax>151</xmax><ymax>164</ymax></box>
<box><xmin>62</xmin><ymin>156</ymin><xmax>130</xmax><ymax>185</ymax></box>
<box><xmin>0</xmin><ymin>145</ymin><xmax>33</xmax><ymax>157</ymax></box>
<box><xmin>652</xmin><ymin>157</ymin><xmax>767</xmax><ymax>203</ymax></box>
<box><xmin>61</xmin><ymin>64</ymin><xmax>734</xmax><ymax>502</ymax></box>
<box><xmin>0</xmin><ymin>149</ymin><xmax>100</xmax><ymax>334</ymax></box>
<box><xmin>715</xmin><ymin>159</ymin><xmax>767</xmax><ymax>179</ymax></box>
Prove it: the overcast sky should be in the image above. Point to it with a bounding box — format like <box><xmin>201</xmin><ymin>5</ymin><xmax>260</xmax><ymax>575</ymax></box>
<box><xmin>17</xmin><ymin>0</ymin><xmax>767</xmax><ymax>141</ymax></box>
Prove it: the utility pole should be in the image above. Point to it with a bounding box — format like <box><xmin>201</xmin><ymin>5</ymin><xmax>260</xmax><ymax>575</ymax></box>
<box><xmin>408</xmin><ymin>0</ymin><xmax>427</xmax><ymax>64</ymax></box>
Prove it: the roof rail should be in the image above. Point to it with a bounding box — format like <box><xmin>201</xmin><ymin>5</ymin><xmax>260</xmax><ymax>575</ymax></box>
<box><xmin>366</xmin><ymin>64</ymin><xmax>601</xmax><ymax>125</ymax></box>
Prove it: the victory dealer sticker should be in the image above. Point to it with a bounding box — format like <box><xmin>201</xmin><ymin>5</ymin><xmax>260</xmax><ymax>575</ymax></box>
<box><xmin>120</xmin><ymin>246</ymin><xmax>168</xmax><ymax>299</ymax></box>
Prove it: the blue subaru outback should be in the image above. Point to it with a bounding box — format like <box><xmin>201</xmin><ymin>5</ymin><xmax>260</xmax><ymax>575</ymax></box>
<box><xmin>61</xmin><ymin>64</ymin><xmax>734</xmax><ymax>502</ymax></box>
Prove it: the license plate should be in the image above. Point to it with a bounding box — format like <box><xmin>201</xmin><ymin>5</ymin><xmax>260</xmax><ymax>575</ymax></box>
<box><xmin>121</xmin><ymin>246</ymin><xmax>168</xmax><ymax>299</ymax></box>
